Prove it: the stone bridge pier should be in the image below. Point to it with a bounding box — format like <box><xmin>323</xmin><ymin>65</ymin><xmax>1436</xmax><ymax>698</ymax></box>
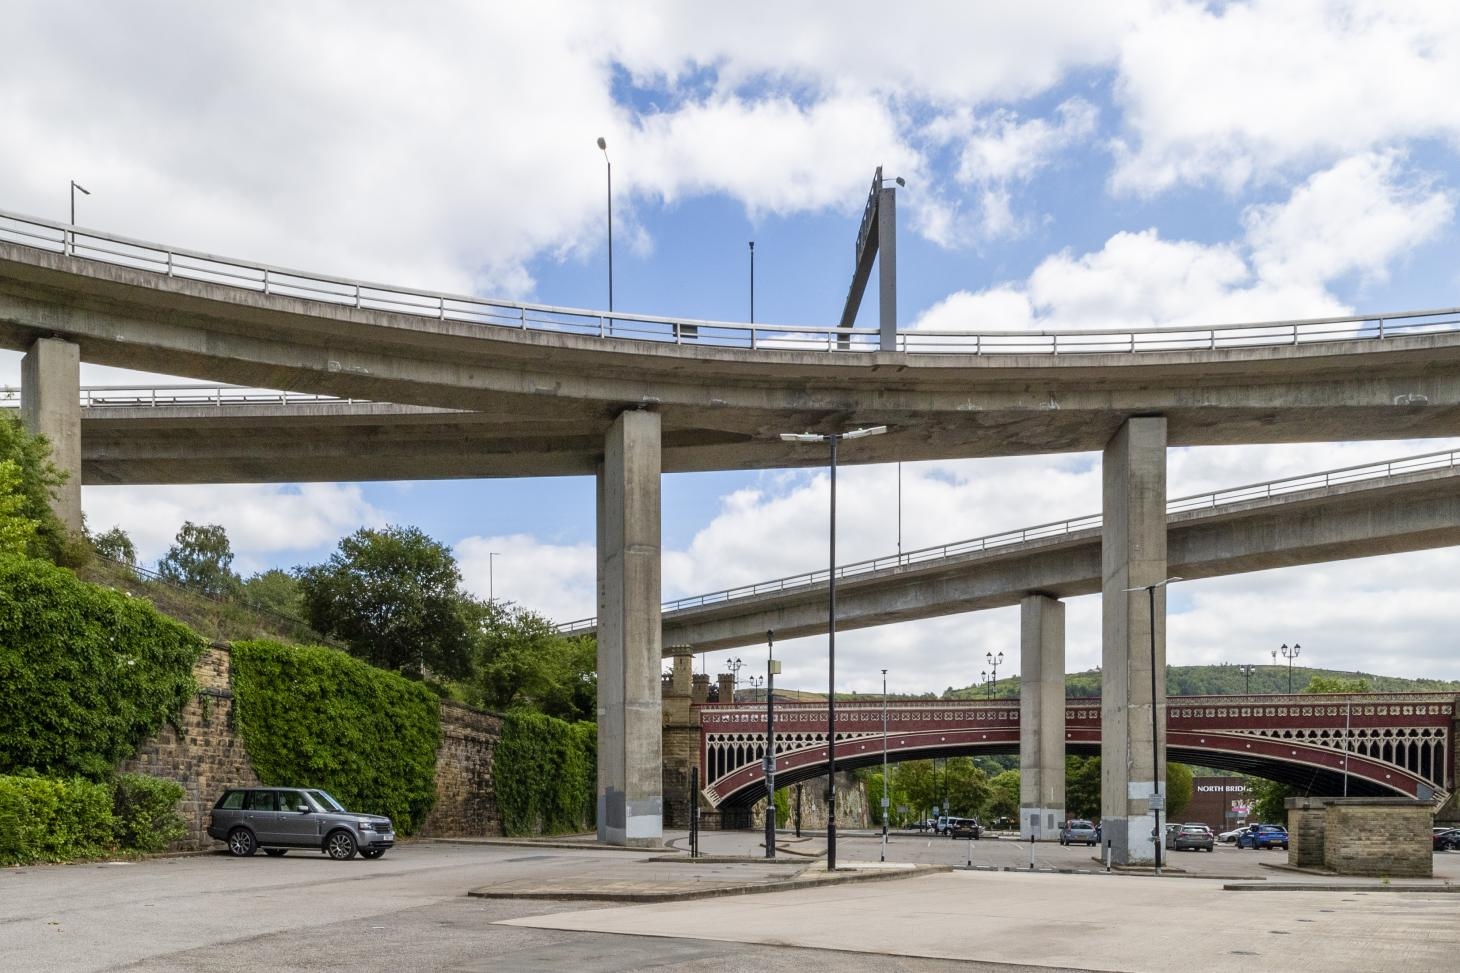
<box><xmin>19</xmin><ymin>336</ymin><xmax>81</xmax><ymax>533</ymax></box>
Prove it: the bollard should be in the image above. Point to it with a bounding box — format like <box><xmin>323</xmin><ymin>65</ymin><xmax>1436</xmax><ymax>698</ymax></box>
<box><xmin>1029</xmin><ymin>833</ymin><xmax>1036</xmax><ymax>870</ymax></box>
<box><xmin>1105</xmin><ymin>839</ymin><xmax>1112</xmax><ymax>873</ymax></box>
<box><xmin>966</xmin><ymin>838</ymin><xmax>972</xmax><ymax>868</ymax></box>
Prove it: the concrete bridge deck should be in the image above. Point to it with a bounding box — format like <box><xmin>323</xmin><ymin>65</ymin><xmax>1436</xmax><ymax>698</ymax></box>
<box><xmin>5</xmin><ymin>212</ymin><xmax>1460</xmax><ymax>478</ymax></box>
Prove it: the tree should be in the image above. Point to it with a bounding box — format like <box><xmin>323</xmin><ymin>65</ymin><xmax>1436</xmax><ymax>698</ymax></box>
<box><xmin>157</xmin><ymin>522</ymin><xmax>241</xmax><ymax>597</ymax></box>
<box><xmin>0</xmin><ymin>413</ymin><xmax>72</xmax><ymax>563</ymax></box>
<box><xmin>1066</xmin><ymin>755</ymin><xmax>1101</xmax><ymax>819</ymax></box>
<box><xmin>1248</xmin><ymin>776</ymin><xmax>1291</xmax><ymax>825</ymax></box>
<box><xmin>92</xmin><ymin>525</ymin><xmax>137</xmax><ymax>565</ymax></box>
<box><xmin>1166</xmin><ymin>762</ymin><xmax>1194</xmax><ymax>819</ymax></box>
<box><xmin>1303</xmin><ymin>674</ymin><xmax>1372</xmax><ymax>694</ymax></box>
<box><xmin>241</xmin><ymin>568</ymin><xmax>303</xmax><ymax>618</ymax></box>
<box><xmin>986</xmin><ymin>769</ymin><xmax>1020</xmax><ymax>822</ymax></box>
<box><xmin>295</xmin><ymin>525</ymin><xmax>472</xmax><ymax>680</ymax></box>
<box><xmin>942</xmin><ymin>758</ymin><xmax>992</xmax><ymax>817</ymax></box>
<box><xmin>0</xmin><ymin>459</ymin><xmax>39</xmax><ymax>556</ymax></box>
<box><xmin>468</xmin><ymin>598</ymin><xmax>596</xmax><ymax>721</ymax></box>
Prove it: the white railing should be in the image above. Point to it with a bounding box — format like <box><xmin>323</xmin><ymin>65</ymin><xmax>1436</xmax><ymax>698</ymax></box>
<box><xmin>6</xmin><ymin>208</ymin><xmax>1460</xmax><ymax>355</ymax></box>
<box><xmin>559</xmin><ymin>447</ymin><xmax>1460</xmax><ymax>631</ymax></box>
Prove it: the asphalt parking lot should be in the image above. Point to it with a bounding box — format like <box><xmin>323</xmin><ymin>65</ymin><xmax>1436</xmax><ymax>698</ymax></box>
<box><xmin>3</xmin><ymin>832</ymin><xmax>1457</xmax><ymax>972</ymax></box>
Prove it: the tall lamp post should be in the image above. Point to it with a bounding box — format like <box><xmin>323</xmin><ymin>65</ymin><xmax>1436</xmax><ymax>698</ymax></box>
<box><xmin>779</xmin><ymin>424</ymin><xmax>888</xmax><ymax>870</ymax></box>
<box><xmin>1237</xmin><ymin>663</ymin><xmax>1256</xmax><ymax>694</ymax></box>
<box><xmin>727</xmin><ymin>657</ymin><xmax>744</xmax><ymax>697</ymax></box>
<box><xmin>1125</xmin><ymin>576</ymin><xmax>1182</xmax><ymax>873</ymax></box>
<box><xmin>595</xmin><ymin>137</ymin><xmax>613</xmax><ymax>319</ymax></box>
<box><xmin>749</xmin><ymin>241</ymin><xmax>755</xmax><ymax>323</ymax></box>
<box><xmin>985</xmin><ymin>651</ymin><xmax>1003</xmax><ymax>698</ymax></box>
<box><xmin>880</xmin><ymin>667</ymin><xmax>889</xmax><ymax>861</ymax></box>
<box><xmin>764</xmin><ymin>629</ymin><xmax>779</xmax><ymax>859</ymax></box>
<box><xmin>69</xmin><ymin>180</ymin><xmax>90</xmax><ymax>255</ymax></box>
<box><xmin>1275</xmin><ymin>643</ymin><xmax>1301</xmax><ymax>693</ymax></box>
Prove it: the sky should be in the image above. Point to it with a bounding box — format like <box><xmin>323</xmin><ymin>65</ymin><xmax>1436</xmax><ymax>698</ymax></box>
<box><xmin>3</xmin><ymin>1</ymin><xmax>1460</xmax><ymax>693</ymax></box>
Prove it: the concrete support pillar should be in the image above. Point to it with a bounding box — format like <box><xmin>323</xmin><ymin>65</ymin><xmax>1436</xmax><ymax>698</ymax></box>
<box><xmin>20</xmin><ymin>338</ymin><xmax>81</xmax><ymax>533</ymax></box>
<box><xmin>1019</xmin><ymin>593</ymin><xmax>1065</xmax><ymax>840</ymax></box>
<box><xmin>1100</xmin><ymin>416</ymin><xmax>1168</xmax><ymax>865</ymax></box>
<box><xmin>596</xmin><ymin>410</ymin><xmax>663</xmax><ymax>846</ymax></box>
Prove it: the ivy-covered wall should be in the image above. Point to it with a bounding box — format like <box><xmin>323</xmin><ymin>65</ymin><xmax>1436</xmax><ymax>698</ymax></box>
<box><xmin>493</xmin><ymin>712</ymin><xmax>596</xmax><ymax>836</ymax></box>
<box><xmin>230</xmin><ymin>639</ymin><xmax>441</xmax><ymax>833</ymax></box>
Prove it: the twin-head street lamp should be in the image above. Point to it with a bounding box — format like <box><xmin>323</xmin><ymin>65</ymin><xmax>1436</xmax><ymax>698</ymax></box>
<box><xmin>746</xmin><ymin>674</ymin><xmax>764</xmax><ymax>690</ymax></box>
<box><xmin>778</xmin><ymin>424</ymin><xmax>888</xmax><ymax>871</ymax></box>
<box><xmin>1124</xmin><ymin>576</ymin><xmax>1182</xmax><ymax>873</ymax></box>
<box><xmin>985</xmin><ymin>651</ymin><xmax>1003</xmax><ymax>698</ymax></box>
<box><xmin>727</xmin><ymin>656</ymin><xmax>744</xmax><ymax>693</ymax></box>
<box><xmin>1275</xmin><ymin>642</ymin><xmax>1302</xmax><ymax>693</ymax></box>
<box><xmin>1237</xmin><ymin>663</ymin><xmax>1257</xmax><ymax>694</ymax></box>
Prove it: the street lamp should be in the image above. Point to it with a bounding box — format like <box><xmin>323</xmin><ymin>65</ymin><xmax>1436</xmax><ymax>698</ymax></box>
<box><xmin>595</xmin><ymin>137</ymin><xmax>613</xmax><ymax>318</ymax></box>
<box><xmin>1124</xmin><ymin>576</ymin><xmax>1182</xmax><ymax>873</ymax></box>
<box><xmin>765</xmin><ymin>629</ymin><xmax>779</xmax><ymax>860</ymax></box>
<box><xmin>986</xmin><ymin>651</ymin><xmax>1003</xmax><ymax>698</ymax></box>
<box><xmin>746</xmin><ymin>674</ymin><xmax>764</xmax><ymax>690</ymax></box>
<box><xmin>727</xmin><ymin>656</ymin><xmax>744</xmax><ymax>695</ymax></box>
<box><xmin>778</xmin><ymin>424</ymin><xmax>888</xmax><ymax>871</ymax></box>
<box><xmin>1275</xmin><ymin>643</ymin><xmax>1301</xmax><ymax>693</ymax></box>
<box><xmin>69</xmin><ymin>180</ymin><xmax>90</xmax><ymax>255</ymax></box>
<box><xmin>1237</xmin><ymin>663</ymin><xmax>1256</xmax><ymax>695</ymax></box>
<box><xmin>881</xmin><ymin>667</ymin><xmax>889</xmax><ymax>862</ymax></box>
<box><xmin>749</xmin><ymin>241</ymin><xmax>755</xmax><ymax>323</ymax></box>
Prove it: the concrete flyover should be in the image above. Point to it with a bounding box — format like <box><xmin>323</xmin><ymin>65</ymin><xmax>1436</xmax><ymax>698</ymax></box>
<box><xmin>5</xmin><ymin>212</ymin><xmax>1460</xmax><ymax>479</ymax></box>
<box><xmin>556</xmin><ymin>449</ymin><xmax>1460</xmax><ymax>652</ymax></box>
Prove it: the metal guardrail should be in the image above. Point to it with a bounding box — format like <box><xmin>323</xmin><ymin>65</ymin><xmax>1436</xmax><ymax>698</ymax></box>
<box><xmin>7</xmin><ymin>207</ymin><xmax>1460</xmax><ymax>354</ymax></box>
<box><xmin>559</xmin><ymin>447</ymin><xmax>1460</xmax><ymax>631</ymax></box>
<box><xmin>0</xmin><ymin>383</ymin><xmax>359</xmax><ymax>409</ymax></box>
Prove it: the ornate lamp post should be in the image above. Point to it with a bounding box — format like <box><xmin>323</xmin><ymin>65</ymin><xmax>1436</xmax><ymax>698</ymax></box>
<box><xmin>1237</xmin><ymin>663</ymin><xmax>1256</xmax><ymax>694</ymax></box>
<box><xmin>985</xmin><ymin>651</ymin><xmax>1003</xmax><ymax>698</ymax></box>
<box><xmin>1275</xmin><ymin>643</ymin><xmax>1301</xmax><ymax>693</ymax></box>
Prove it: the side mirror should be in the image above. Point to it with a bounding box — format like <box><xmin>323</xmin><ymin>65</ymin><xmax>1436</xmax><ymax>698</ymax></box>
<box><xmin>297</xmin><ymin>805</ymin><xmax>312</xmax><ymax>814</ymax></box>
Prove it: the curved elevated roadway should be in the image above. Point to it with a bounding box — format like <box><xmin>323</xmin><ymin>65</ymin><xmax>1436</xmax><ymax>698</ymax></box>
<box><xmin>4</xmin><ymin>211</ymin><xmax>1460</xmax><ymax>476</ymax></box>
<box><xmin>559</xmin><ymin>450</ymin><xmax>1460</xmax><ymax>652</ymax></box>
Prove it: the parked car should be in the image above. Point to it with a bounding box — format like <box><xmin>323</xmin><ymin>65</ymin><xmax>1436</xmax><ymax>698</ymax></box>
<box><xmin>946</xmin><ymin>817</ymin><xmax>982</xmax><ymax>839</ymax></box>
<box><xmin>912</xmin><ymin>817</ymin><xmax>936</xmax><ymax>832</ymax></box>
<box><xmin>1218</xmin><ymin>827</ymin><xmax>1246</xmax><ymax>844</ymax></box>
<box><xmin>1166</xmin><ymin>824</ymin><xmax>1215</xmax><ymax>852</ymax></box>
<box><xmin>208</xmin><ymin>786</ymin><xmax>395</xmax><ymax>860</ymax></box>
<box><xmin>1059</xmin><ymin>819</ymin><xmax>1099</xmax><ymax>846</ymax></box>
<box><xmin>1235</xmin><ymin>824</ymin><xmax>1289</xmax><ymax>850</ymax></box>
<box><xmin>1433</xmin><ymin>828</ymin><xmax>1460</xmax><ymax>851</ymax></box>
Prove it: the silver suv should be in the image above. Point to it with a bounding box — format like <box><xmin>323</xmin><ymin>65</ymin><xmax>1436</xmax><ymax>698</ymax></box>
<box><xmin>207</xmin><ymin>787</ymin><xmax>394</xmax><ymax>860</ymax></box>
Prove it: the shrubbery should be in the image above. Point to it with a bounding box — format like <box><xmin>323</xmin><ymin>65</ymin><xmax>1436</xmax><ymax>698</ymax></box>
<box><xmin>0</xmin><ymin>775</ymin><xmax>116</xmax><ymax>864</ymax></box>
<box><xmin>0</xmin><ymin>555</ymin><xmax>205</xmax><ymax>779</ymax></box>
<box><xmin>112</xmin><ymin>773</ymin><xmax>188</xmax><ymax>852</ymax></box>
<box><xmin>230</xmin><ymin>639</ymin><xmax>441</xmax><ymax>832</ymax></box>
<box><xmin>494</xmin><ymin>712</ymin><xmax>596</xmax><ymax>836</ymax></box>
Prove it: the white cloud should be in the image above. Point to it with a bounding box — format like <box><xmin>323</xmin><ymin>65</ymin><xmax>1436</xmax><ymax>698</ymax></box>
<box><xmin>82</xmin><ymin>482</ymin><xmax>388</xmax><ymax>575</ymax></box>
<box><xmin>1112</xmin><ymin>1</ymin><xmax>1460</xmax><ymax>194</ymax></box>
<box><xmin>456</xmin><ymin>534</ymin><xmax>595</xmax><ymax>623</ymax></box>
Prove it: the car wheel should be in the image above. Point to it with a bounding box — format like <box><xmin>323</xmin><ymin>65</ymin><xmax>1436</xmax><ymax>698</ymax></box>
<box><xmin>326</xmin><ymin>830</ymin><xmax>357</xmax><ymax>861</ymax></box>
<box><xmin>263</xmin><ymin>848</ymin><xmax>288</xmax><ymax>857</ymax></box>
<box><xmin>227</xmin><ymin>828</ymin><xmax>257</xmax><ymax>857</ymax></box>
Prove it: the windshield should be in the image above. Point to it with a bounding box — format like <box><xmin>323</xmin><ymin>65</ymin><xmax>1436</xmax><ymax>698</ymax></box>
<box><xmin>306</xmin><ymin>789</ymin><xmax>346</xmax><ymax>812</ymax></box>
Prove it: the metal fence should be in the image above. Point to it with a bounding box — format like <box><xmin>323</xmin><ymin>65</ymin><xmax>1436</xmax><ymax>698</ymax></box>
<box><xmin>558</xmin><ymin>446</ymin><xmax>1460</xmax><ymax>631</ymax></box>
<box><xmin>7</xmin><ymin>207</ymin><xmax>1460</xmax><ymax>355</ymax></box>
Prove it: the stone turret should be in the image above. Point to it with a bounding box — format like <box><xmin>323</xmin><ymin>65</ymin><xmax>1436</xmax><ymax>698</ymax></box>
<box><xmin>717</xmin><ymin>673</ymin><xmax>735</xmax><ymax>703</ymax></box>
<box><xmin>660</xmin><ymin>647</ymin><xmax>700</xmax><ymax>828</ymax></box>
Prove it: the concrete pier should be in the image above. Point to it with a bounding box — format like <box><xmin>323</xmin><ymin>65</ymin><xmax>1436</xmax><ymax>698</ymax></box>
<box><xmin>596</xmin><ymin>409</ymin><xmax>664</xmax><ymax>846</ymax></box>
<box><xmin>1100</xmin><ymin>417</ymin><xmax>1168</xmax><ymax>865</ymax></box>
<box><xmin>1019</xmin><ymin>593</ymin><xmax>1065</xmax><ymax>840</ymax></box>
<box><xmin>19</xmin><ymin>337</ymin><xmax>81</xmax><ymax>532</ymax></box>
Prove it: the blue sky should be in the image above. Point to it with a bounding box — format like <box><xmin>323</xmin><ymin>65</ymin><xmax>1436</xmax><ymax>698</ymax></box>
<box><xmin>4</xmin><ymin>1</ymin><xmax>1460</xmax><ymax>692</ymax></box>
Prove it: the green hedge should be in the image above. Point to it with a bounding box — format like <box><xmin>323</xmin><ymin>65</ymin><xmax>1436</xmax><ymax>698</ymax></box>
<box><xmin>0</xmin><ymin>555</ymin><xmax>205</xmax><ymax>779</ymax></box>
<box><xmin>230</xmin><ymin>639</ymin><xmax>440</xmax><ymax>832</ymax></box>
<box><xmin>112</xmin><ymin>773</ymin><xmax>188</xmax><ymax>852</ymax></box>
<box><xmin>0</xmin><ymin>775</ymin><xmax>115</xmax><ymax>864</ymax></box>
<box><xmin>494</xmin><ymin>712</ymin><xmax>596</xmax><ymax>836</ymax></box>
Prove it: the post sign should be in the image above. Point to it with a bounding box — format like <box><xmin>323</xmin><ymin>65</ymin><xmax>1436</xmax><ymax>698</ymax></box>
<box><xmin>1148</xmin><ymin>793</ymin><xmax>1165</xmax><ymax>810</ymax></box>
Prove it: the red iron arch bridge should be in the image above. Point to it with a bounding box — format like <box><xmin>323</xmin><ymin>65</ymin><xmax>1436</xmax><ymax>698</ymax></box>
<box><xmin>698</xmin><ymin>694</ymin><xmax>1456</xmax><ymax>809</ymax></box>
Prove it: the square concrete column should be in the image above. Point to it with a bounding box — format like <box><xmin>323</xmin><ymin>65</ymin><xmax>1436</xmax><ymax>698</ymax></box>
<box><xmin>1019</xmin><ymin>593</ymin><xmax>1065</xmax><ymax>840</ymax></box>
<box><xmin>1100</xmin><ymin>416</ymin><xmax>1167</xmax><ymax>865</ymax></box>
<box><xmin>595</xmin><ymin>409</ymin><xmax>663</xmax><ymax>846</ymax></box>
<box><xmin>20</xmin><ymin>338</ymin><xmax>82</xmax><ymax>533</ymax></box>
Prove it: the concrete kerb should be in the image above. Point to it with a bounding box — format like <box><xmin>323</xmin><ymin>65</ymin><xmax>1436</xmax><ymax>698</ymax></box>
<box><xmin>467</xmin><ymin>862</ymin><xmax>950</xmax><ymax>904</ymax></box>
<box><xmin>424</xmin><ymin>836</ymin><xmax>675</xmax><ymax>854</ymax></box>
<box><xmin>1224</xmin><ymin>882</ymin><xmax>1460</xmax><ymax>892</ymax></box>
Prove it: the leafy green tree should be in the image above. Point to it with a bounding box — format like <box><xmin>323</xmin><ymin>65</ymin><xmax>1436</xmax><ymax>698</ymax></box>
<box><xmin>295</xmin><ymin>525</ymin><xmax>472</xmax><ymax>679</ymax></box>
<box><xmin>1066</xmin><ymin>755</ymin><xmax>1101</xmax><ymax>818</ymax></box>
<box><xmin>1247</xmin><ymin>776</ymin><xmax>1291</xmax><ymax>825</ymax></box>
<box><xmin>1166</xmin><ymin>762</ymin><xmax>1194</xmax><ymax>819</ymax></box>
<box><xmin>1303</xmin><ymin>674</ymin><xmax>1372</xmax><ymax>693</ymax></box>
<box><xmin>241</xmin><ymin>568</ymin><xmax>303</xmax><ymax>618</ymax></box>
<box><xmin>157</xmin><ymin>522</ymin><xmax>241</xmax><ymax>598</ymax></box>
<box><xmin>468</xmin><ymin>598</ymin><xmax>596</xmax><ymax>721</ymax></box>
<box><xmin>942</xmin><ymin>757</ymin><xmax>992</xmax><ymax>817</ymax></box>
<box><xmin>0</xmin><ymin>413</ymin><xmax>72</xmax><ymax>562</ymax></box>
<box><xmin>92</xmin><ymin>525</ymin><xmax>137</xmax><ymax>565</ymax></box>
<box><xmin>986</xmin><ymin>769</ymin><xmax>1020</xmax><ymax>821</ymax></box>
<box><xmin>0</xmin><ymin>459</ymin><xmax>39</xmax><ymax>555</ymax></box>
<box><xmin>890</xmin><ymin>759</ymin><xmax>939</xmax><ymax>816</ymax></box>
